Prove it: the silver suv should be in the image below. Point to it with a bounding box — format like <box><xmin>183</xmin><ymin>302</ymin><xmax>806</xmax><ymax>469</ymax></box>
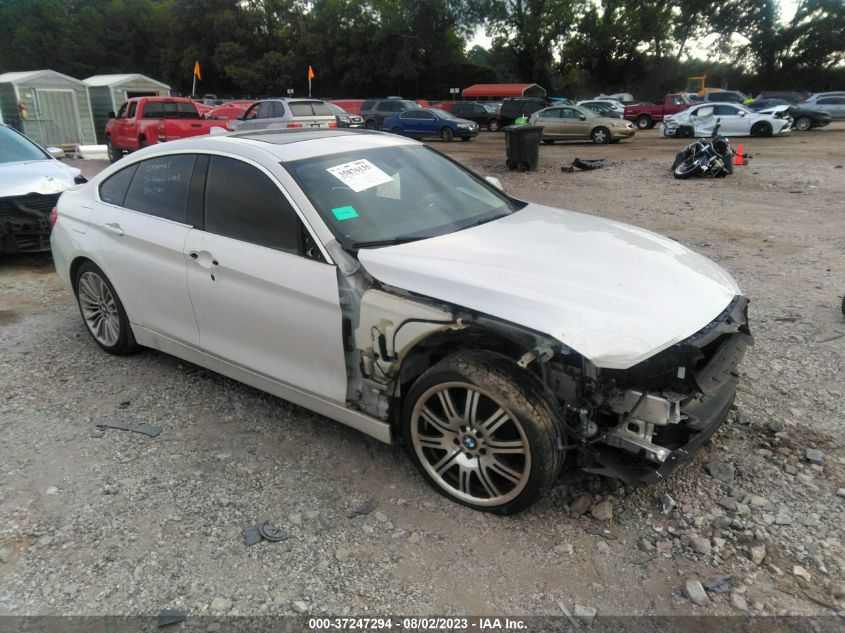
<box><xmin>230</xmin><ymin>98</ymin><xmax>336</xmax><ymax>131</ymax></box>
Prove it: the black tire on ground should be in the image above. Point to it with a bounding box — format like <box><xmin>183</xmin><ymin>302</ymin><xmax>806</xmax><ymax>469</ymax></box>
<box><xmin>723</xmin><ymin>153</ymin><xmax>734</xmax><ymax>175</ymax></box>
<box><xmin>794</xmin><ymin>116</ymin><xmax>812</xmax><ymax>131</ymax></box>
<box><xmin>673</xmin><ymin>157</ymin><xmax>699</xmax><ymax>179</ymax></box>
<box><xmin>506</xmin><ymin>159</ymin><xmax>517</xmax><ymax>170</ymax></box>
<box><xmin>106</xmin><ymin>137</ymin><xmax>121</xmax><ymax>163</ymax></box>
<box><xmin>751</xmin><ymin>122</ymin><xmax>772</xmax><ymax>137</ymax></box>
<box><xmin>635</xmin><ymin>115</ymin><xmax>652</xmax><ymax>130</ymax></box>
<box><xmin>401</xmin><ymin>351</ymin><xmax>563</xmax><ymax>514</ymax></box>
<box><xmin>461</xmin><ymin>136</ymin><xmax>471</xmax><ymax>142</ymax></box>
<box><xmin>139</xmin><ymin>138</ymin><xmax>148</xmax><ymax>149</ymax></box>
<box><xmin>542</xmin><ymin>139</ymin><xmax>554</xmax><ymax>145</ymax></box>
<box><xmin>487</xmin><ymin>119</ymin><xmax>500</xmax><ymax>132</ymax></box>
<box><xmin>441</xmin><ymin>127</ymin><xmax>454</xmax><ymax>142</ymax></box>
<box><xmin>74</xmin><ymin>261</ymin><xmax>139</xmax><ymax>356</ymax></box>
<box><xmin>391</xmin><ymin>127</ymin><xmax>403</xmax><ymax>135</ymax></box>
<box><xmin>365</xmin><ymin>120</ymin><xmax>378</xmax><ymax>130</ymax></box>
<box><xmin>591</xmin><ymin>127</ymin><xmax>611</xmax><ymax>144</ymax></box>
<box><xmin>671</xmin><ymin>151</ymin><xmax>687</xmax><ymax>171</ymax></box>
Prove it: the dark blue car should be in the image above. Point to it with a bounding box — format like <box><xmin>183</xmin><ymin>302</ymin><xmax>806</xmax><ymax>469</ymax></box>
<box><xmin>383</xmin><ymin>108</ymin><xmax>479</xmax><ymax>142</ymax></box>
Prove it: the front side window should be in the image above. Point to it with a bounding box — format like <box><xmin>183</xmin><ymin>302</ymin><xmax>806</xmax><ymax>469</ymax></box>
<box><xmin>123</xmin><ymin>154</ymin><xmax>196</xmax><ymax>223</ymax></box>
<box><xmin>127</xmin><ymin>102</ymin><xmax>137</xmax><ymax>118</ymax></box>
<box><xmin>204</xmin><ymin>157</ymin><xmax>300</xmax><ymax>253</ymax></box>
<box><xmin>243</xmin><ymin>103</ymin><xmax>261</xmax><ymax>120</ymax></box>
<box><xmin>714</xmin><ymin>105</ymin><xmax>738</xmax><ymax>116</ymax></box>
<box><xmin>287</xmin><ymin>145</ymin><xmax>523</xmax><ymax>249</ymax></box>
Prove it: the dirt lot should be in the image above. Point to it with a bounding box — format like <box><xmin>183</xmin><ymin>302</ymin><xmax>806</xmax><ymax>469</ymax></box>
<box><xmin>1</xmin><ymin>125</ymin><xmax>844</xmax><ymax>622</ymax></box>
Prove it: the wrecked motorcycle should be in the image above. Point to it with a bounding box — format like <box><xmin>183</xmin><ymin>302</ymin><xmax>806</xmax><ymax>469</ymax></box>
<box><xmin>671</xmin><ymin>123</ymin><xmax>739</xmax><ymax>179</ymax></box>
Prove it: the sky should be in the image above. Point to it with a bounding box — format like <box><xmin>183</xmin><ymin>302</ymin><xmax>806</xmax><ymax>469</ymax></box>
<box><xmin>467</xmin><ymin>0</ymin><xmax>800</xmax><ymax>54</ymax></box>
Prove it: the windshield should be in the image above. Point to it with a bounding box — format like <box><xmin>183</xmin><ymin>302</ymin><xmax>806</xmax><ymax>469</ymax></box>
<box><xmin>286</xmin><ymin>145</ymin><xmax>524</xmax><ymax>249</ymax></box>
<box><xmin>0</xmin><ymin>126</ymin><xmax>49</xmax><ymax>163</ymax></box>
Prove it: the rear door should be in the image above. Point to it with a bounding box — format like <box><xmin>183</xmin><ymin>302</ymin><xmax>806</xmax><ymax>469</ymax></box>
<box><xmin>184</xmin><ymin>154</ymin><xmax>346</xmax><ymax>401</ymax></box>
<box><xmin>536</xmin><ymin>108</ymin><xmax>563</xmax><ymax>138</ymax></box>
<box><xmin>96</xmin><ymin>153</ymin><xmax>201</xmax><ymax>345</ymax></box>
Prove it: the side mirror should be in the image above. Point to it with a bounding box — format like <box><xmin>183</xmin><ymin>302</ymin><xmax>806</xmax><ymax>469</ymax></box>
<box><xmin>236</xmin><ymin>114</ymin><xmax>245</xmax><ymax>121</ymax></box>
<box><xmin>578</xmin><ymin>114</ymin><xmax>586</xmax><ymax>120</ymax></box>
<box><xmin>107</xmin><ymin>111</ymin><xmax>116</xmax><ymax>119</ymax></box>
<box><xmin>485</xmin><ymin>176</ymin><xmax>504</xmax><ymax>191</ymax></box>
<box><xmin>46</xmin><ymin>146</ymin><xmax>66</xmax><ymax>159</ymax></box>
<box><xmin>739</xmin><ymin>111</ymin><xmax>746</xmax><ymax>117</ymax></box>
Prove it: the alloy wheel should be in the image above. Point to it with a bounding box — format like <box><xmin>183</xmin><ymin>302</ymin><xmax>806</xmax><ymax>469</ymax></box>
<box><xmin>77</xmin><ymin>271</ymin><xmax>121</xmax><ymax>347</ymax></box>
<box><xmin>410</xmin><ymin>382</ymin><xmax>531</xmax><ymax>506</ymax></box>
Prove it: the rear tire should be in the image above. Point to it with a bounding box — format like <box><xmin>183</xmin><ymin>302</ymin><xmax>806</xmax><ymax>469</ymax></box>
<box><xmin>441</xmin><ymin>127</ymin><xmax>454</xmax><ymax>142</ymax></box>
<box><xmin>487</xmin><ymin>120</ymin><xmax>500</xmax><ymax>132</ymax></box>
<box><xmin>402</xmin><ymin>351</ymin><xmax>562</xmax><ymax>514</ymax></box>
<box><xmin>635</xmin><ymin>115</ymin><xmax>652</xmax><ymax>130</ymax></box>
<box><xmin>391</xmin><ymin>127</ymin><xmax>403</xmax><ymax>135</ymax></box>
<box><xmin>138</xmin><ymin>138</ymin><xmax>148</xmax><ymax>149</ymax></box>
<box><xmin>542</xmin><ymin>139</ymin><xmax>554</xmax><ymax>145</ymax></box>
<box><xmin>365</xmin><ymin>120</ymin><xmax>378</xmax><ymax>130</ymax></box>
<box><xmin>795</xmin><ymin>116</ymin><xmax>812</xmax><ymax>131</ymax></box>
<box><xmin>74</xmin><ymin>261</ymin><xmax>138</xmax><ymax>356</ymax></box>
<box><xmin>106</xmin><ymin>137</ymin><xmax>121</xmax><ymax>163</ymax></box>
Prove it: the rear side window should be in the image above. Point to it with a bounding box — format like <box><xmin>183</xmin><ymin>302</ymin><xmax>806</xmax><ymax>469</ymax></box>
<box><xmin>204</xmin><ymin>157</ymin><xmax>300</xmax><ymax>253</ymax></box>
<box><xmin>99</xmin><ymin>164</ymin><xmax>139</xmax><ymax>206</ymax></box>
<box><xmin>270</xmin><ymin>102</ymin><xmax>285</xmax><ymax>117</ymax></box>
<box><xmin>289</xmin><ymin>103</ymin><xmax>314</xmax><ymax>116</ymax></box>
<box><xmin>142</xmin><ymin>102</ymin><xmax>164</xmax><ymax>119</ymax></box>
<box><xmin>123</xmin><ymin>154</ymin><xmax>196</xmax><ymax>223</ymax></box>
<box><xmin>360</xmin><ymin>100</ymin><xmax>376</xmax><ymax>111</ymax></box>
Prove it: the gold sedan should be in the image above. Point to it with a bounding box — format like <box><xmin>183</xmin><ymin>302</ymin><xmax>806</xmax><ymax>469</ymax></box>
<box><xmin>528</xmin><ymin>105</ymin><xmax>636</xmax><ymax>144</ymax></box>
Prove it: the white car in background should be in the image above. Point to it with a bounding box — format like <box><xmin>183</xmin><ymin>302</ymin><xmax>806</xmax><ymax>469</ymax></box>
<box><xmin>51</xmin><ymin>129</ymin><xmax>751</xmax><ymax>513</ymax></box>
<box><xmin>576</xmin><ymin>99</ymin><xmax>625</xmax><ymax>114</ymax></box>
<box><xmin>661</xmin><ymin>102</ymin><xmax>792</xmax><ymax>138</ymax></box>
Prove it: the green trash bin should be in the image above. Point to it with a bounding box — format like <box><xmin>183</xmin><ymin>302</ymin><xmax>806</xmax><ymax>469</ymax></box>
<box><xmin>503</xmin><ymin>124</ymin><xmax>543</xmax><ymax>171</ymax></box>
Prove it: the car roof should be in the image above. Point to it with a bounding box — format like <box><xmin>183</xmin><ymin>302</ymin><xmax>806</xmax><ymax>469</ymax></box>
<box><xmin>139</xmin><ymin>129</ymin><xmax>419</xmax><ymax>162</ymax></box>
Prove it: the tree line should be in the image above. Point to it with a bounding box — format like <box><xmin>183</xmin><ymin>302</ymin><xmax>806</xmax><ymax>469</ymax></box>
<box><xmin>0</xmin><ymin>0</ymin><xmax>842</xmax><ymax>101</ymax></box>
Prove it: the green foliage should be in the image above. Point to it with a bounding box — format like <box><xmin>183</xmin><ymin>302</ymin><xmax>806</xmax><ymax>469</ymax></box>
<box><xmin>0</xmin><ymin>0</ymin><xmax>842</xmax><ymax>99</ymax></box>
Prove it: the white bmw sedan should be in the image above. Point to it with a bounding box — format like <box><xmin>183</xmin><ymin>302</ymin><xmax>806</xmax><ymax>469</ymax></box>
<box><xmin>661</xmin><ymin>102</ymin><xmax>792</xmax><ymax>138</ymax></box>
<box><xmin>52</xmin><ymin>129</ymin><xmax>752</xmax><ymax>513</ymax></box>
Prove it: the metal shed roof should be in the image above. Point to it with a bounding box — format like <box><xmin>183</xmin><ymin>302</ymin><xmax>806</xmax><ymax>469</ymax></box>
<box><xmin>462</xmin><ymin>83</ymin><xmax>547</xmax><ymax>98</ymax></box>
<box><xmin>0</xmin><ymin>69</ymin><xmax>86</xmax><ymax>86</ymax></box>
<box><xmin>84</xmin><ymin>73</ymin><xmax>171</xmax><ymax>90</ymax></box>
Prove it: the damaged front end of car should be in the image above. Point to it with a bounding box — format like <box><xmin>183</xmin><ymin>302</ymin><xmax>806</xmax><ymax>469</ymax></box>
<box><xmin>551</xmin><ymin>295</ymin><xmax>752</xmax><ymax>483</ymax></box>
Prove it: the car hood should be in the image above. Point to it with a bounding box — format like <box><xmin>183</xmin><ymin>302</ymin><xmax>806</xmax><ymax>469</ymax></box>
<box><xmin>357</xmin><ymin>204</ymin><xmax>741</xmax><ymax>369</ymax></box>
<box><xmin>0</xmin><ymin>160</ymin><xmax>80</xmax><ymax>197</ymax></box>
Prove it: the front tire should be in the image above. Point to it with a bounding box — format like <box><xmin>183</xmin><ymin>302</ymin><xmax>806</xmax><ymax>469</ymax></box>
<box><xmin>673</xmin><ymin>157</ymin><xmax>699</xmax><ymax>179</ymax></box>
<box><xmin>487</xmin><ymin>119</ymin><xmax>500</xmax><ymax>132</ymax></box>
<box><xmin>391</xmin><ymin>127</ymin><xmax>403</xmax><ymax>135</ymax></box>
<box><xmin>74</xmin><ymin>262</ymin><xmax>138</xmax><ymax>355</ymax></box>
<box><xmin>591</xmin><ymin>127</ymin><xmax>611</xmax><ymax>144</ymax></box>
<box><xmin>402</xmin><ymin>351</ymin><xmax>562</xmax><ymax>514</ymax></box>
<box><xmin>441</xmin><ymin>127</ymin><xmax>454</xmax><ymax>142</ymax></box>
<box><xmin>751</xmin><ymin>122</ymin><xmax>772</xmax><ymax>137</ymax></box>
<box><xmin>365</xmin><ymin>119</ymin><xmax>378</xmax><ymax>130</ymax></box>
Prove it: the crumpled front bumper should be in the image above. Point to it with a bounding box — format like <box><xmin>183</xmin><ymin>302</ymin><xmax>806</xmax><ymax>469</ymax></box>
<box><xmin>584</xmin><ymin>297</ymin><xmax>752</xmax><ymax>484</ymax></box>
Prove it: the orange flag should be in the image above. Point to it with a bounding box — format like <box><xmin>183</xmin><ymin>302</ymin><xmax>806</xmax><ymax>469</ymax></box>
<box><xmin>308</xmin><ymin>65</ymin><xmax>315</xmax><ymax>81</ymax></box>
<box><xmin>194</xmin><ymin>61</ymin><xmax>202</xmax><ymax>81</ymax></box>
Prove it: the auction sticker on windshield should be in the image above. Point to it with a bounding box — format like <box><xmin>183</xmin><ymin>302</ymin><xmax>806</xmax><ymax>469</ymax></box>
<box><xmin>327</xmin><ymin>159</ymin><xmax>393</xmax><ymax>192</ymax></box>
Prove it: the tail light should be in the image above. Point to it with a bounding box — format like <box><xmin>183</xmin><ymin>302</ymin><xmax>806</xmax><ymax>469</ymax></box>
<box><xmin>328</xmin><ymin>121</ymin><xmax>337</xmax><ymax>128</ymax></box>
<box><xmin>286</xmin><ymin>123</ymin><xmax>303</xmax><ymax>128</ymax></box>
<box><xmin>158</xmin><ymin>120</ymin><xmax>166</xmax><ymax>140</ymax></box>
<box><xmin>49</xmin><ymin>207</ymin><xmax>58</xmax><ymax>228</ymax></box>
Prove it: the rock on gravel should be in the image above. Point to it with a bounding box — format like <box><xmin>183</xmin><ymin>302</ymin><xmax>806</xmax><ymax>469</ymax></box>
<box><xmin>574</xmin><ymin>604</ymin><xmax>597</xmax><ymax>625</ymax></box>
<box><xmin>749</xmin><ymin>545</ymin><xmax>766</xmax><ymax>565</ymax></box>
<box><xmin>804</xmin><ymin>448</ymin><xmax>824</xmax><ymax>465</ymax></box>
<box><xmin>0</xmin><ymin>544</ymin><xmax>13</xmax><ymax>564</ymax></box>
<box><xmin>293</xmin><ymin>601</ymin><xmax>309</xmax><ymax>614</ymax></box>
<box><xmin>705</xmin><ymin>462</ymin><xmax>735</xmax><ymax>483</ymax></box>
<box><xmin>730</xmin><ymin>593</ymin><xmax>749</xmax><ymax>612</ymax></box>
<box><xmin>570</xmin><ymin>494</ymin><xmax>593</xmax><ymax>514</ymax></box>
<box><xmin>688</xmin><ymin>536</ymin><xmax>712</xmax><ymax>555</ymax></box>
<box><xmin>793</xmin><ymin>566</ymin><xmax>812</xmax><ymax>583</ymax></box>
<box><xmin>590</xmin><ymin>500</ymin><xmax>613</xmax><ymax>521</ymax></box>
<box><xmin>209</xmin><ymin>597</ymin><xmax>233</xmax><ymax>613</ymax></box>
<box><xmin>682</xmin><ymin>579</ymin><xmax>711</xmax><ymax>607</ymax></box>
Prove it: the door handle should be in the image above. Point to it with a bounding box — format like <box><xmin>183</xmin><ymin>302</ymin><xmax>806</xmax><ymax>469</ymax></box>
<box><xmin>189</xmin><ymin>251</ymin><xmax>218</xmax><ymax>266</ymax></box>
<box><xmin>189</xmin><ymin>251</ymin><xmax>198</xmax><ymax>259</ymax></box>
<box><xmin>102</xmin><ymin>222</ymin><xmax>124</xmax><ymax>236</ymax></box>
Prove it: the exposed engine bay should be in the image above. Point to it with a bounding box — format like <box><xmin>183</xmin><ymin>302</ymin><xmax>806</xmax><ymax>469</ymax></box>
<box><xmin>329</xmin><ymin>242</ymin><xmax>752</xmax><ymax>484</ymax></box>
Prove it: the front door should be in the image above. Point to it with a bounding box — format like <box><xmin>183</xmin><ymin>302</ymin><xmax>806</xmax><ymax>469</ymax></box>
<box><xmin>713</xmin><ymin>105</ymin><xmax>746</xmax><ymax>135</ymax></box>
<box><xmin>184</xmin><ymin>155</ymin><xmax>347</xmax><ymax>402</ymax></box>
<box><xmin>559</xmin><ymin>107</ymin><xmax>590</xmax><ymax>139</ymax></box>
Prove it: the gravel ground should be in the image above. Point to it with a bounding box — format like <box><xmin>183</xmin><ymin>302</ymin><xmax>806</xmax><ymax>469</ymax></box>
<box><xmin>1</xmin><ymin>125</ymin><xmax>844</xmax><ymax>620</ymax></box>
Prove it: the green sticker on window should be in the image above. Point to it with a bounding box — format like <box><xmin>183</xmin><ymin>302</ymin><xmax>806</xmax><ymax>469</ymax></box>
<box><xmin>332</xmin><ymin>206</ymin><xmax>358</xmax><ymax>221</ymax></box>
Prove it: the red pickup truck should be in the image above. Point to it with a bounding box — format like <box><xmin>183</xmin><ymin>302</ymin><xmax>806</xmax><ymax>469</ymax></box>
<box><xmin>624</xmin><ymin>93</ymin><xmax>692</xmax><ymax>130</ymax></box>
<box><xmin>105</xmin><ymin>97</ymin><xmax>228</xmax><ymax>163</ymax></box>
